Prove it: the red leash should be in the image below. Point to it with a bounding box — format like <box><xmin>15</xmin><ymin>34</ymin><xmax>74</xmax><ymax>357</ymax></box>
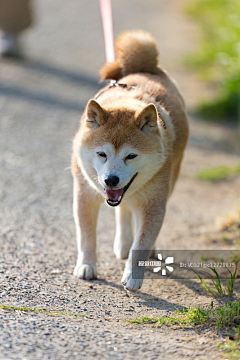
<box><xmin>99</xmin><ymin>0</ymin><xmax>115</xmax><ymax>63</ymax></box>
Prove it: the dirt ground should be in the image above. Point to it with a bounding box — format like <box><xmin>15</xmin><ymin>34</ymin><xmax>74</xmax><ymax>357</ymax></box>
<box><xmin>0</xmin><ymin>0</ymin><xmax>240</xmax><ymax>359</ymax></box>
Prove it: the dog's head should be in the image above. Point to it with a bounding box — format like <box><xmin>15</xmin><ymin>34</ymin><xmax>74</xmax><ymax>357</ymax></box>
<box><xmin>76</xmin><ymin>98</ymin><xmax>165</xmax><ymax>206</ymax></box>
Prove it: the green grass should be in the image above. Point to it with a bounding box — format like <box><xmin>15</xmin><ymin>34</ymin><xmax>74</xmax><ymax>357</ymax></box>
<box><xmin>219</xmin><ymin>339</ymin><xmax>240</xmax><ymax>359</ymax></box>
<box><xmin>0</xmin><ymin>302</ymin><xmax>87</xmax><ymax>317</ymax></box>
<box><xmin>129</xmin><ymin>301</ymin><xmax>240</xmax><ymax>336</ymax></box>
<box><xmin>129</xmin><ymin>316</ymin><xmax>159</xmax><ymax>325</ymax></box>
<box><xmin>194</xmin><ymin>266</ymin><xmax>238</xmax><ymax>297</ymax></box>
<box><xmin>129</xmin><ymin>304</ymin><xmax>212</xmax><ymax>328</ymax></box>
<box><xmin>215</xmin><ymin>301</ymin><xmax>240</xmax><ymax>333</ymax></box>
<box><xmin>184</xmin><ymin>0</ymin><xmax>240</xmax><ymax>122</ymax></box>
<box><xmin>196</xmin><ymin>162</ymin><xmax>240</xmax><ymax>181</ymax></box>
<box><xmin>129</xmin><ymin>267</ymin><xmax>239</xmax><ymax>334</ymax></box>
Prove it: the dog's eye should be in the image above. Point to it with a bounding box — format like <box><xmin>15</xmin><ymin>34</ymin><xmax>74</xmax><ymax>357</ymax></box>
<box><xmin>125</xmin><ymin>154</ymin><xmax>138</xmax><ymax>160</ymax></box>
<box><xmin>97</xmin><ymin>152</ymin><xmax>107</xmax><ymax>158</ymax></box>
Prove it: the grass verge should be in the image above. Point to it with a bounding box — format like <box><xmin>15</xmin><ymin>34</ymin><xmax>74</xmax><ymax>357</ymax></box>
<box><xmin>0</xmin><ymin>302</ymin><xmax>87</xmax><ymax>317</ymax></box>
<box><xmin>196</xmin><ymin>162</ymin><xmax>240</xmax><ymax>181</ymax></box>
<box><xmin>184</xmin><ymin>0</ymin><xmax>240</xmax><ymax>122</ymax></box>
<box><xmin>129</xmin><ymin>300</ymin><xmax>240</xmax><ymax>336</ymax></box>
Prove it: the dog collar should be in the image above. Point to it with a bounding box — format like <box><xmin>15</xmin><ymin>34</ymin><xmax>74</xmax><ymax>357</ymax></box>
<box><xmin>95</xmin><ymin>80</ymin><xmax>166</xmax><ymax>130</ymax></box>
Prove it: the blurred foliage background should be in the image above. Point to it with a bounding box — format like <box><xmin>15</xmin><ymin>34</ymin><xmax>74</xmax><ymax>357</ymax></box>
<box><xmin>185</xmin><ymin>0</ymin><xmax>240</xmax><ymax>122</ymax></box>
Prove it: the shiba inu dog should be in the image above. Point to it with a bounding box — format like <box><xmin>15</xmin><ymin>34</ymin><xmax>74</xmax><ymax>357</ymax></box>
<box><xmin>72</xmin><ymin>30</ymin><xmax>188</xmax><ymax>292</ymax></box>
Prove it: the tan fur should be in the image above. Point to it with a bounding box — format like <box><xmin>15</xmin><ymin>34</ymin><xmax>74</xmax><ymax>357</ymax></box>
<box><xmin>100</xmin><ymin>30</ymin><xmax>159</xmax><ymax>81</ymax></box>
<box><xmin>72</xmin><ymin>30</ymin><xmax>189</xmax><ymax>291</ymax></box>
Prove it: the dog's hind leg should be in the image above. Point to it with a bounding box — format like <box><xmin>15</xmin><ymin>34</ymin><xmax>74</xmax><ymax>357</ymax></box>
<box><xmin>168</xmin><ymin>153</ymin><xmax>184</xmax><ymax>197</ymax></box>
<box><xmin>73</xmin><ymin>178</ymin><xmax>103</xmax><ymax>280</ymax></box>
<box><xmin>114</xmin><ymin>201</ymin><xmax>133</xmax><ymax>260</ymax></box>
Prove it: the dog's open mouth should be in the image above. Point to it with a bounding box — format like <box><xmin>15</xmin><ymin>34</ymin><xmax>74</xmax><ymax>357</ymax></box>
<box><xmin>104</xmin><ymin>173</ymin><xmax>138</xmax><ymax>207</ymax></box>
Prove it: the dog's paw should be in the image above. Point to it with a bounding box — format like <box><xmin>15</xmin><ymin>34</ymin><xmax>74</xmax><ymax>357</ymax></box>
<box><xmin>121</xmin><ymin>269</ymin><xmax>143</xmax><ymax>292</ymax></box>
<box><xmin>73</xmin><ymin>263</ymin><xmax>97</xmax><ymax>280</ymax></box>
<box><xmin>123</xmin><ymin>278</ymin><xmax>143</xmax><ymax>292</ymax></box>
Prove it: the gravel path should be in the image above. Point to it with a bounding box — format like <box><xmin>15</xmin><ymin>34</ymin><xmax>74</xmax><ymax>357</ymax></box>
<box><xmin>0</xmin><ymin>0</ymin><xmax>239</xmax><ymax>359</ymax></box>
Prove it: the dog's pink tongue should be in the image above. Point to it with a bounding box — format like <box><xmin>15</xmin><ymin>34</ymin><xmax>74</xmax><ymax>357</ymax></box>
<box><xmin>105</xmin><ymin>188</ymin><xmax>123</xmax><ymax>201</ymax></box>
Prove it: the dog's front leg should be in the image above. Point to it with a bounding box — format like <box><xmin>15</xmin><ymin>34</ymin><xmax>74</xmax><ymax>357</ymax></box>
<box><xmin>114</xmin><ymin>201</ymin><xmax>133</xmax><ymax>260</ymax></box>
<box><xmin>73</xmin><ymin>179</ymin><xmax>102</xmax><ymax>280</ymax></box>
<box><xmin>121</xmin><ymin>202</ymin><xmax>166</xmax><ymax>292</ymax></box>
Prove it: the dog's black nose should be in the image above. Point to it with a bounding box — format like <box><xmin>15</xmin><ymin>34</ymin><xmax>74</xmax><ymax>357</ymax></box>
<box><xmin>104</xmin><ymin>175</ymin><xmax>119</xmax><ymax>188</ymax></box>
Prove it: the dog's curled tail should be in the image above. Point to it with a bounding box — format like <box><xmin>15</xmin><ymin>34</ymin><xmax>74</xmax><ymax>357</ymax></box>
<box><xmin>100</xmin><ymin>30</ymin><xmax>159</xmax><ymax>81</ymax></box>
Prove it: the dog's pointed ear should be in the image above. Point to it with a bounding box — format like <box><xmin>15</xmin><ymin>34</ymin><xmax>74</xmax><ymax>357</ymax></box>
<box><xmin>86</xmin><ymin>99</ymin><xmax>107</xmax><ymax>129</ymax></box>
<box><xmin>135</xmin><ymin>104</ymin><xmax>158</xmax><ymax>134</ymax></box>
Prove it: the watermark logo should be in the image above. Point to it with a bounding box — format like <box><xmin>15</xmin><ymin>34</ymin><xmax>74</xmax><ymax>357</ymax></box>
<box><xmin>133</xmin><ymin>250</ymin><xmax>239</xmax><ymax>279</ymax></box>
<box><xmin>153</xmin><ymin>253</ymin><xmax>174</xmax><ymax>275</ymax></box>
<box><xmin>138</xmin><ymin>253</ymin><xmax>174</xmax><ymax>276</ymax></box>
